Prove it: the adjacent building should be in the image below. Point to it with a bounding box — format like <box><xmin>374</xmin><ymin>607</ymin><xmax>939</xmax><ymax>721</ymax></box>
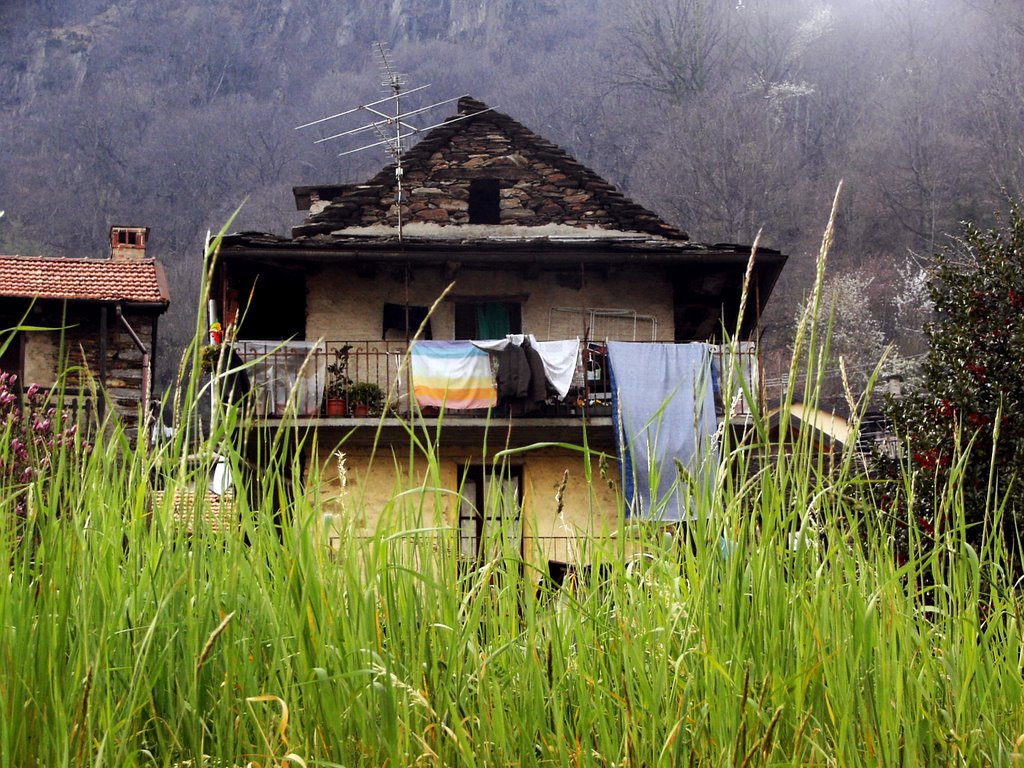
<box><xmin>0</xmin><ymin>226</ymin><xmax>170</xmax><ymax>432</ymax></box>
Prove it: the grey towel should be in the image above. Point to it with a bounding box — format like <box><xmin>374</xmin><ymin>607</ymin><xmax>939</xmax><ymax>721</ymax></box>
<box><xmin>608</xmin><ymin>342</ymin><xmax>717</xmax><ymax>521</ymax></box>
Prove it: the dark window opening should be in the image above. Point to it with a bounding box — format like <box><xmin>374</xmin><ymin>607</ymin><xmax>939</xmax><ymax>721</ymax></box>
<box><xmin>454</xmin><ymin>301</ymin><xmax>522</xmax><ymax>340</ymax></box>
<box><xmin>382</xmin><ymin>303</ymin><xmax>432</xmax><ymax>340</ymax></box>
<box><xmin>230</xmin><ymin>264</ymin><xmax>307</xmax><ymax>341</ymax></box>
<box><xmin>117</xmin><ymin>230</ymin><xmax>141</xmax><ymax>246</ymax></box>
<box><xmin>0</xmin><ymin>331</ymin><xmax>24</xmax><ymax>384</ymax></box>
<box><xmin>457</xmin><ymin>464</ymin><xmax>523</xmax><ymax>563</ymax></box>
<box><xmin>468</xmin><ymin>178</ymin><xmax>501</xmax><ymax>224</ymax></box>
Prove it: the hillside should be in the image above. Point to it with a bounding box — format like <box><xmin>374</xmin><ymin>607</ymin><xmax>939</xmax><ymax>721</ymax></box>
<box><xmin>1</xmin><ymin>0</ymin><xmax>1022</xmax><ymax>388</ymax></box>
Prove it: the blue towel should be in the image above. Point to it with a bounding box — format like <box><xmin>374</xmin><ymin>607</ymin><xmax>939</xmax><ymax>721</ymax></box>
<box><xmin>607</xmin><ymin>342</ymin><xmax>717</xmax><ymax>521</ymax></box>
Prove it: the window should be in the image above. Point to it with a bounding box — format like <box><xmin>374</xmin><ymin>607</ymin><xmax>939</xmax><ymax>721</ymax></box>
<box><xmin>454</xmin><ymin>301</ymin><xmax>522</xmax><ymax>340</ymax></box>
<box><xmin>115</xmin><ymin>229</ymin><xmax>144</xmax><ymax>247</ymax></box>
<box><xmin>458</xmin><ymin>464</ymin><xmax>523</xmax><ymax>562</ymax></box>
<box><xmin>231</xmin><ymin>264</ymin><xmax>306</xmax><ymax>340</ymax></box>
<box><xmin>468</xmin><ymin>178</ymin><xmax>501</xmax><ymax>224</ymax></box>
<box><xmin>382</xmin><ymin>303</ymin><xmax>432</xmax><ymax>340</ymax></box>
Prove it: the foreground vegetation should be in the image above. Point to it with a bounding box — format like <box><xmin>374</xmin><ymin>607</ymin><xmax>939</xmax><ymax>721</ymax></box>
<box><xmin>1</xmin><ymin>363</ymin><xmax>1022</xmax><ymax>767</ymax></box>
<box><xmin>3</xmin><ymin>207</ymin><xmax>1024</xmax><ymax>766</ymax></box>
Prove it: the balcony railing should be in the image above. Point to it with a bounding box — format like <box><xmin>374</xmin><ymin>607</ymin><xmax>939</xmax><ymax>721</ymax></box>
<box><xmin>230</xmin><ymin>339</ymin><xmax>760</xmax><ymax>420</ymax></box>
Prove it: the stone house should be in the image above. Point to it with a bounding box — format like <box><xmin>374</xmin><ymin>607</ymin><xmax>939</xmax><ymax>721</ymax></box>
<box><xmin>0</xmin><ymin>226</ymin><xmax>170</xmax><ymax>432</ymax></box>
<box><xmin>212</xmin><ymin>97</ymin><xmax>786</xmax><ymax>572</ymax></box>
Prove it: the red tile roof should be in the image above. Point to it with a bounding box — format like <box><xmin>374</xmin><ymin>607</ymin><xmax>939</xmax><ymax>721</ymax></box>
<box><xmin>0</xmin><ymin>255</ymin><xmax>169</xmax><ymax>307</ymax></box>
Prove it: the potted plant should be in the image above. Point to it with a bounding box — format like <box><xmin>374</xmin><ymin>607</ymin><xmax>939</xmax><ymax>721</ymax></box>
<box><xmin>199</xmin><ymin>343</ymin><xmax>221</xmax><ymax>373</ymax></box>
<box><xmin>324</xmin><ymin>345</ymin><xmax>352</xmax><ymax>417</ymax></box>
<box><xmin>349</xmin><ymin>381</ymin><xmax>385</xmax><ymax>418</ymax></box>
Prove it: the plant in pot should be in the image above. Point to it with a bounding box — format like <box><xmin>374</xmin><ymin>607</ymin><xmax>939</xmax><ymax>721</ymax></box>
<box><xmin>324</xmin><ymin>345</ymin><xmax>352</xmax><ymax>417</ymax></box>
<box><xmin>349</xmin><ymin>381</ymin><xmax>385</xmax><ymax>418</ymax></box>
<box><xmin>199</xmin><ymin>343</ymin><xmax>222</xmax><ymax>373</ymax></box>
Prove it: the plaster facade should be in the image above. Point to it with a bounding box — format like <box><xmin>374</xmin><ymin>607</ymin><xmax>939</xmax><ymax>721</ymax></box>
<box><xmin>314</xmin><ymin>440</ymin><xmax>622</xmax><ymax>572</ymax></box>
<box><xmin>305</xmin><ymin>266</ymin><xmax>674</xmax><ymax>343</ymax></box>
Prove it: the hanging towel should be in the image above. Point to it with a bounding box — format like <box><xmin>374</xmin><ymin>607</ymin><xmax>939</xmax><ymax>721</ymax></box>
<box><xmin>411</xmin><ymin>341</ymin><xmax>497</xmax><ymax>410</ymax></box>
<box><xmin>607</xmin><ymin>342</ymin><xmax>717</xmax><ymax>521</ymax></box>
<box><xmin>533</xmin><ymin>339</ymin><xmax>580</xmax><ymax>399</ymax></box>
<box><xmin>471</xmin><ymin>338</ymin><xmax>518</xmax><ymax>353</ymax></box>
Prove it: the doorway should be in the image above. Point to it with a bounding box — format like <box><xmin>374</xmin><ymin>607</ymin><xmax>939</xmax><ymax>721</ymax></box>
<box><xmin>457</xmin><ymin>464</ymin><xmax>523</xmax><ymax>562</ymax></box>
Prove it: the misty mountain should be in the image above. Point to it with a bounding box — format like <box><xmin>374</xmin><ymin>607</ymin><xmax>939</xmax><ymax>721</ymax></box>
<box><xmin>1</xmin><ymin>0</ymin><xmax>1022</xmax><ymax>385</ymax></box>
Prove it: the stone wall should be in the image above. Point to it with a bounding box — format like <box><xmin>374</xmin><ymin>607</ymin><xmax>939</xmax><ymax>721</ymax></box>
<box><xmin>18</xmin><ymin>303</ymin><xmax>156</xmax><ymax>427</ymax></box>
<box><xmin>336</xmin><ymin>118</ymin><xmax>628</xmax><ymax>231</ymax></box>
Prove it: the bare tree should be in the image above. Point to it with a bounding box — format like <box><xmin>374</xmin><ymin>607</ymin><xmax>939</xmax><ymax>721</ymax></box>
<box><xmin>617</xmin><ymin>0</ymin><xmax>740</xmax><ymax>104</ymax></box>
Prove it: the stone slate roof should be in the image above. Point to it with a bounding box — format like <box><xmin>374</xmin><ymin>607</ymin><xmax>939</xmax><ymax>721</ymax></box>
<box><xmin>292</xmin><ymin>96</ymin><xmax>688</xmax><ymax>241</ymax></box>
<box><xmin>0</xmin><ymin>255</ymin><xmax>170</xmax><ymax>307</ymax></box>
<box><xmin>220</xmin><ymin>229</ymin><xmax>779</xmax><ymax>263</ymax></box>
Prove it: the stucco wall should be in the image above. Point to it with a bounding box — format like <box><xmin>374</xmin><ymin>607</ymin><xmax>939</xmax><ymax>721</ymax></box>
<box><xmin>312</xmin><ymin>439</ymin><xmax>621</xmax><ymax>572</ymax></box>
<box><xmin>306</xmin><ymin>265</ymin><xmax>674</xmax><ymax>343</ymax></box>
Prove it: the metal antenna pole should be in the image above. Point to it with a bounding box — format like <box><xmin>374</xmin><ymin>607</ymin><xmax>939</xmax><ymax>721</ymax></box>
<box><xmin>296</xmin><ymin>43</ymin><xmax>495</xmax><ymax>242</ymax></box>
<box><xmin>378</xmin><ymin>42</ymin><xmax>406</xmax><ymax>242</ymax></box>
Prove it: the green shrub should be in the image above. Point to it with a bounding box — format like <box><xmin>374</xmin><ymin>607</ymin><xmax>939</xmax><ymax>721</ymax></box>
<box><xmin>887</xmin><ymin>200</ymin><xmax>1024</xmax><ymax>567</ymax></box>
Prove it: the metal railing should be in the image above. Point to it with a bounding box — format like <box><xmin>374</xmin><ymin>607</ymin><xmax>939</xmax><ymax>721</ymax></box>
<box><xmin>230</xmin><ymin>339</ymin><xmax>761</xmax><ymax>420</ymax></box>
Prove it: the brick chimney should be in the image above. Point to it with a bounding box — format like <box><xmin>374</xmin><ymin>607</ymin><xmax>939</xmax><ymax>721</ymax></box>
<box><xmin>109</xmin><ymin>226</ymin><xmax>150</xmax><ymax>261</ymax></box>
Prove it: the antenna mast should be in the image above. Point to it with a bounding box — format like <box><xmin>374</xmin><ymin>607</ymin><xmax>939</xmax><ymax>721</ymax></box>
<box><xmin>296</xmin><ymin>43</ymin><xmax>492</xmax><ymax>242</ymax></box>
<box><xmin>377</xmin><ymin>43</ymin><xmax>406</xmax><ymax>241</ymax></box>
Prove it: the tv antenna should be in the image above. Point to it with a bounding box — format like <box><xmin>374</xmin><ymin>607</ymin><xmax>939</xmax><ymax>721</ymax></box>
<box><xmin>296</xmin><ymin>42</ymin><xmax>491</xmax><ymax>241</ymax></box>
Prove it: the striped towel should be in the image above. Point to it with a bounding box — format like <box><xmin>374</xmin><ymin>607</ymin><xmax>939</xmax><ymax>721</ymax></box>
<box><xmin>411</xmin><ymin>341</ymin><xmax>497</xmax><ymax>410</ymax></box>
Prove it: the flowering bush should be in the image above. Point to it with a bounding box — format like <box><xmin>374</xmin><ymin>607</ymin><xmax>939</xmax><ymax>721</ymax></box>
<box><xmin>0</xmin><ymin>371</ymin><xmax>87</xmax><ymax>520</ymax></box>
<box><xmin>886</xmin><ymin>200</ymin><xmax>1024</xmax><ymax>566</ymax></box>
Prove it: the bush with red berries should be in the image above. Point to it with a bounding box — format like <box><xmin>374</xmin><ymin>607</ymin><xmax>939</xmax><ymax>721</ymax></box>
<box><xmin>887</xmin><ymin>201</ymin><xmax>1024</xmax><ymax>566</ymax></box>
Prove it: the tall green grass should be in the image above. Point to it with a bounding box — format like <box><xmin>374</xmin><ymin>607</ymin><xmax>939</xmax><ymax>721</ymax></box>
<box><xmin>2</xmin><ymin>206</ymin><xmax>1023</xmax><ymax>766</ymax></box>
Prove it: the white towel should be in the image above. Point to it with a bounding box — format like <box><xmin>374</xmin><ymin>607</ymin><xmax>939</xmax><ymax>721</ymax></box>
<box><xmin>533</xmin><ymin>340</ymin><xmax>580</xmax><ymax>399</ymax></box>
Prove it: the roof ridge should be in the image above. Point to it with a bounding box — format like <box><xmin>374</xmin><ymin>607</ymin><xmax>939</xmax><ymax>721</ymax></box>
<box><xmin>0</xmin><ymin>253</ymin><xmax>158</xmax><ymax>262</ymax></box>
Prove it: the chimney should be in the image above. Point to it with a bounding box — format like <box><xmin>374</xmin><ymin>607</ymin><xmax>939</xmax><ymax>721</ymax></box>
<box><xmin>109</xmin><ymin>226</ymin><xmax>150</xmax><ymax>261</ymax></box>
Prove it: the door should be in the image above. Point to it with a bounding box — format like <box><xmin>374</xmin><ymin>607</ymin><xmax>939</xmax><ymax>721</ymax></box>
<box><xmin>457</xmin><ymin>464</ymin><xmax>523</xmax><ymax>562</ymax></box>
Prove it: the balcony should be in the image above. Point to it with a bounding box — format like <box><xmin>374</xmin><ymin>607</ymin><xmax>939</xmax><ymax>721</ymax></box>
<box><xmin>230</xmin><ymin>339</ymin><xmax>759</xmax><ymax>433</ymax></box>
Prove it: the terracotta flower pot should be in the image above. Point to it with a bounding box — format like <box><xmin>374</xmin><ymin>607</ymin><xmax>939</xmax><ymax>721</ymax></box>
<box><xmin>325</xmin><ymin>398</ymin><xmax>348</xmax><ymax>417</ymax></box>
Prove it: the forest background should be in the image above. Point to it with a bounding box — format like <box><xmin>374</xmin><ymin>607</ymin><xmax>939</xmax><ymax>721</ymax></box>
<box><xmin>2</xmin><ymin>0</ymin><xmax>1022</xmax><ymax>399</ymax></box>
